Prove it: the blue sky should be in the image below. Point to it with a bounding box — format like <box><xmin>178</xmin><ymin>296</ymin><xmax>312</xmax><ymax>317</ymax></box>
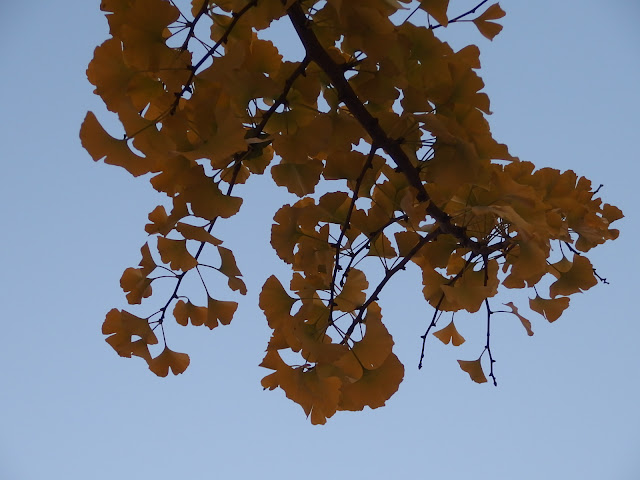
<box><xmin>1</xmin><ymin>1</ymin><xmax>639</xmax><ymax>479</ymax></box>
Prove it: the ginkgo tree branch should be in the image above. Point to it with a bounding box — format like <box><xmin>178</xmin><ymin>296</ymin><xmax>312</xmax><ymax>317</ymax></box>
<box><xmin>341</xmin><ymin>227</ymin><xmax>442</xmax><ymax>343</ymax></box>
<box><xmin>151</xmin><ymin>52</ymin><xmax>312</xmax><ymax>335</ymax></box>
<box><xmin>171</xmin><ymin>0</ymin><xmax>259</xmax><ymax>114</ymax></box>
<box><xmin>432</xmin><ymin>0</ymin><xmax>490</xmax><ymax>29</ymax></box>
<box><xmin>84</xmin><ymin>0</ymin><xmax>622</xmax><ymax>421</ymax></box>
<box><xmin>327</xmin><ymin>144</ymin><xmax>378</xmax><ymax>325</ymax></box>
<box><xmin>287</xmin><ymin>2</ymin><xmax>497</xmax><ymax>255</ymax></box>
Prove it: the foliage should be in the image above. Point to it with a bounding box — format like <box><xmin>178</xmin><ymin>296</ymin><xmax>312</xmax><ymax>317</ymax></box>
<box><xmin>81</xmin><ymin>0</ymin><xmax>622</xmax><ymax>424</ymax></box>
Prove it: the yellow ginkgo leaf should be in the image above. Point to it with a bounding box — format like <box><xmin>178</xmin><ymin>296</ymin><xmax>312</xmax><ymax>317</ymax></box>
<box><xmin>148</xmin><ymin>347</ymin><xmax>190</xmax><ymax>377</ymax></box>
<box><xmin>120</xmin><ymin>267</ymin><xmax>152</xmax><ymax>304</ymax></box>
<box><xmin>259</xmin><ymin>275</ymin><xmax>297</xmax><ymax>327</ymax></box>
<box><xmin>157</xmin><ymin>237</ymin><xmax>198</xmax><ymax>272</ymax></box>
<box><xmin>217</xmin><ymin>246</ymin><xmax>247</xmax><ymax>295</ymax></box>
<box><xmin>139</xmin><ymin>243</ymin><xmax>156</xmax><ymax>275</ymax></box>
<box><xmin>339</xmin><ymin>353</ymin><xmax>404</xmax><ymax>411</ymax></box>
<box><xmin>529</xmin><ymin>295</ymin><xmax>570</xmax><ymax>323</ymax></box>
<box><xmin>176</xmin><ymin>222</ymin><xmax>222</xmax><ymax>246</ymax></box>
<box><xmin>351</xmin><ymin>303</ymin><xmax>394</xmax><ymax>370</ymax></box>
<box><xmin>504</xmin><ymin>301</ymin><xmax>534</xmax><ymax>336</ymax></box>
<box><xmin>420</xmin><ymin>0</ymin><xmax>449</xmax><ymax>26</ymax></box>
<box><xmin>549</xmin><ymin>255</ymin><xmax>597</xmax><ymax>298</ymax></box>
<box><xmin>458</xmin><ymin>358</ymin><xmax>488</xmax><ymax>384</ymax></box>
<box><xmin>271</xmin><ymin>158</ymin><xmax>324</xmax><ymax>197</ymax></box>
<box><xmin>334</xmin><ymin>268</ymin><xmax>368</xmax><ymax>312</ymax></box>
<box><xmin>206</xmin><ymin>297</ymin><xmax>238</xmax><ymax>329</ymax></box>
<box><xmin>80</xmin><ymin>112</ymin><xmax>157</xmax><ymax>177</ymax></box>
<box><xmin>432</xmin><ymin>320</ymin><xmax>465</xmax><ymax>346</ymax></box>
<box><xmin>173</xmin><ymin>300</ymin><xmax>207</xmax><ymax>327</ymax></box>
<box><xmin>102</xmin><ymin>309</ymin><xmax>157</xmax><ymax>358</ymax></box>
<box><xmin>472</xmin><ymin>3</ymin><xmax>506</xmax><ymax>40</ymax></box>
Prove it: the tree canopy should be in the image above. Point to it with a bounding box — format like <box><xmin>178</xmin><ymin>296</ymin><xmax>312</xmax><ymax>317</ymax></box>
<box><xmin>81</xmin><ymin>0</ymin><xmax>622</xmax><ymax>424</ymax></box>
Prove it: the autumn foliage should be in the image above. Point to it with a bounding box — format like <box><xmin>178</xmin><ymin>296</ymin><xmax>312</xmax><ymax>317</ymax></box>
<box><xmin>81</xmin><ymin>0</ymin><xmax>622</xmax><ymax>424</ymax></box>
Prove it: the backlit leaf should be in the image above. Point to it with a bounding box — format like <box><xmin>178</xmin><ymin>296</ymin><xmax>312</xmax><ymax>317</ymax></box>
<box><xmin>472</xmin><ymin>3</ymin><xmax>506</xmax><ymax>40</ymax></box>
<box><xmin>80</xmin><ymin>112</ymin><xmax>156</xmax><ymax>176</ymax></box>
<box><xmin>504</xmin><ymin>301</ymin><xmax>534</xmax><ymax>336</ymax></box>
<box><xmin>351</xmin><ymin>303</ymin><xmax>394</xmax><ymax>369</ymax></box>
<box><xmin>458</xmin><ymin>358</ymin><xmax>487</xmax><ymax>384</ymax></box>
<box><xmin>433</xmin><ymin>320</ymin><xmax>465</xmax><ymax>346</ymax></box>
<box><xmin>549</xmin><ymin>255</ymin><xmax>598</xmax><ymax>298</ymax></box>
<box><xmin>157</xmin><ymin>237</ymin><xmax>198</xmax><ymax>272</ymax></box>
<box><xmin>529</xmin><ymin>295</ymin><xmax>570</xmax><ymax>323</ymax></box>
<box><xmin>419</xmin><ymin>0</ymin><xmax>449</xmax><ymax>26</ymax></box>
<box><xmin>339</xmin><ymin>353</ymin><xmax>404</xmax><ymax>411</ymax></box>
<box><xmin>148</xmin><ymin>347</ymin><xmax>190</xmax><ymax>377</ymax></box>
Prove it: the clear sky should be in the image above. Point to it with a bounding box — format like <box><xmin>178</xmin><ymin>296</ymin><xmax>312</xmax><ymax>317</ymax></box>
<box><xmin>1</xmin><ymin>1</ymin><xmax>639</xmax><ymax>479</ymax></box>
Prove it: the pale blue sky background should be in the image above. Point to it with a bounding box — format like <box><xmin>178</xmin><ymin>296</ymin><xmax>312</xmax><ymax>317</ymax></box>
<box><xmin>1</xmin><ymin>1</ymin><xmax>639</xmax><ymax>479</ymax></box>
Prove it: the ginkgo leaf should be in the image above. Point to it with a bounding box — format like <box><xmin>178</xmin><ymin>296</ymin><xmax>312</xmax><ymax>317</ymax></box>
<box><xmin>139</xmin><ymin>243</ymin><xmax>156</xmax><ymax>275</ymax></box>
<box><xmin>472</xmin><ymin>3</ymin><xmax>506</xmax><ymax>40</ymax></box>
<box><xmin>102</xmin><ymin>309</ymin><xmax>157</xmax><ymax>358</ymax></box>
<box><xmin>433</xmin><ymin>320</ymin><xmax>465</xmax><ymax>346</ymax></box>
<box><xmin>176</xmin><ymin>222</ymin><xmax>222</xmax><ymax>246</ymax></box>
<box><xmin>351</xmin><ymin>303</ymin><xmax>394</xmax><ymax>369</ymax></box>
<box><xmin>120</xmin><ymin>267</ymin><xmax>152</xmax><ymax>304</ymax></box>
<box><xmin>80</xmin><ymin>112</ymin><xmax>157</xmax><ymax>176</ymax></box>
<box><xmin>458</xmin><ymin>358</ymin><xmax>487</xmax><ymax>384</ymax></box>
<box><xmin>504</xmin><ymin>301</ymin><xmax>534</xmax><ymax>336</ymax></box>
<box><xmin>334</xmin><ymin>269</ymin><xmax>368</xmax><ymax>312</ymax></box>
<box><xmin>173</xmin><ymin>300</ymin><xmax>207</xmax><ymax>327</ymax></box>
<box><xmin>157</xmin><ymin>237</ymin><xmax>198</xmax><ymax>271</ymax></box>
<box><xmin>217</xmin><ymin>246</ymin><xmax>242</xmax><ymax>278</ymax></box>
<box><xmin>339</xmin><ymin>353</ymin><xmax>404</xmax><ymax>411</ymax></box>
<box><xmin>148</xmin><ymin>347</ymin><xmax>190</xmax><ymax>377</ymax></box>
<box><xmin>260</xmin><ymin>350</ymin><xmax>342</xmax><ymax>425</ymax></box>
<box><xmin>440</xmin><ymin>262</ymin><xmax>498</xmax><ymax>313</ymax></box>
<box><xmin>206</xmin><ymin>297</ymin><xmax>238</xmax><ymax>328</ymax></box>
<box><xmin>217</xmin><ymin>246</ymin><xmax>247</xmax><ymax>295</ymax></box>
<box><xmin>529</xmin><ymin>295</ymin><xmax>570</xmax><ymax>323</ymax></box>
<box><xmin>419</xmin><ymin>0</ymin><xmax>449</xmax><ymax>26</ymax></box>
<box><xmin>145</xmin><ymin>198</ymin><xmax>189</xmax><ymax>236</ymax></box>
<box><xmin>271</xmin><ymin>157</ymin><xmax>323</xmax><ymax>196</ymax></box>
<box><xmin>259</xmin><ymin>275</ymin><xmax>297</xmax><ymax>327</ymax></box>
<box><xmin>549</xmin><ymin>255</ymin><xmax>597</xmax><ymax>298</ymax></box>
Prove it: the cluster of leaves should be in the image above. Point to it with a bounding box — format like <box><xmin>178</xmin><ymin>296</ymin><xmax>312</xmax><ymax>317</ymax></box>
<box><xmin>81</xmin><ymin>0</ymin><xmax>622</xmax><ymax>424</ymax></box>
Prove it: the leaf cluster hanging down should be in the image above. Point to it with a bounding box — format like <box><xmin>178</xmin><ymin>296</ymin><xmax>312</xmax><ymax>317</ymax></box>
<box><xmin>81</xmin><ymin>0</ymin><xmax>622</xmax><ymax>423</ymax></box>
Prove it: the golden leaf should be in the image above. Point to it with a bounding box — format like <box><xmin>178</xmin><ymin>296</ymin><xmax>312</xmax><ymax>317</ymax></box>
<box><xmin>144</xmin><ymin>198</ymin><xmax>189</xmax><ymax>236</ymax></box>
<box><xmin>458</xmin><ymin>358</ymin><xmax>487</xmax><ymax>384</ymax></box>
<box><xmin>351</xmin><ymin>303</ymin><xmax>394</xmax><ymax>369</ymax></box>
<box><xmin>549</xmin><ymin>255</ymin><xmax>597</xmax><ymax>298</ymax></box>
<box><xmin>176</xmin><ymin>222</ymin><xmax>222</xmax><ymax>246</ymax></box>
<box><xmin>440</xmin><ymin>261</ymin><xmax>498</xmax><ymax>313</ymax></box>
<box><xmin>419</xmin><ymin>0</ymin><xmax>449</xmax><ymax>26</ymax></box>
<box><xmin>472</xmin><ymin>3</ymin><xmax>506</xmax><ymax>40</ymax></box>
<box><xmin>157</xmin><ymin>237</ymin><xmax>198</xmax><ymax>272</ymax></box>
<box><xmin>217</xmin><ymin>246</ymin><xmax>247</xmax><ymax>295</ymax></box>
<box><xmin>173</xmin><ymin>300</ymin><xmax>207</xmax><ymax>327</ymax></box>
<box><xmin>259</xmin><ymin>275</ymin><xmax>297</xmax><ymax>327</ymax></box>
<box><xmin>148</xmin><ymin>347</ymin><xmax>190</xmax><ymax>377</ymax></box>
<box><xmin>102</xmin><ymin>309</ymin><xmax>158</xmax><ymax>358</ymax></box>
<box><xmin>271</xmin><ymin>158</ymin><xmax>324</xmax><ymax>197</ymax></box>
<box><xmin>260</xmin><ymin>350</ymin><xmax>341</xmax><ymax>425</ymax></box>
<box><xmin>529</xmin><ymin>295</ymin><xmax>570</xmax><ymax>323</ymax></box>
<box><xmin>120</xmin><ymin>268</ymin><xmax>152</xmax><ymax>304</ymax></box>
<box><xmin>433</xmin><ymin>320</ymin><xmax>465</xmax><ymax>346</ymax></box>
<box><xmin>80</xmin><ymin>112</ymin><xmax>157</xmax><ymax>177</ymax></box>
<box><xmin>504</xmin><ymin>301</ymin><xmax>534</xmax><ymax>336</ymax></box>
<box><xmin>339</xmin><ymin>353</ymin><xmax>404</xmax><ymax>411</ymax></box>
<box><xmin>334</xmin><ymin>268</ymin><xmax>369</xmax><ymax>312</ymax></box>
<box><xmin>207</xmin><ymin>297</ymin><xmax>238</xmax><ymax>328</ymax></box>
